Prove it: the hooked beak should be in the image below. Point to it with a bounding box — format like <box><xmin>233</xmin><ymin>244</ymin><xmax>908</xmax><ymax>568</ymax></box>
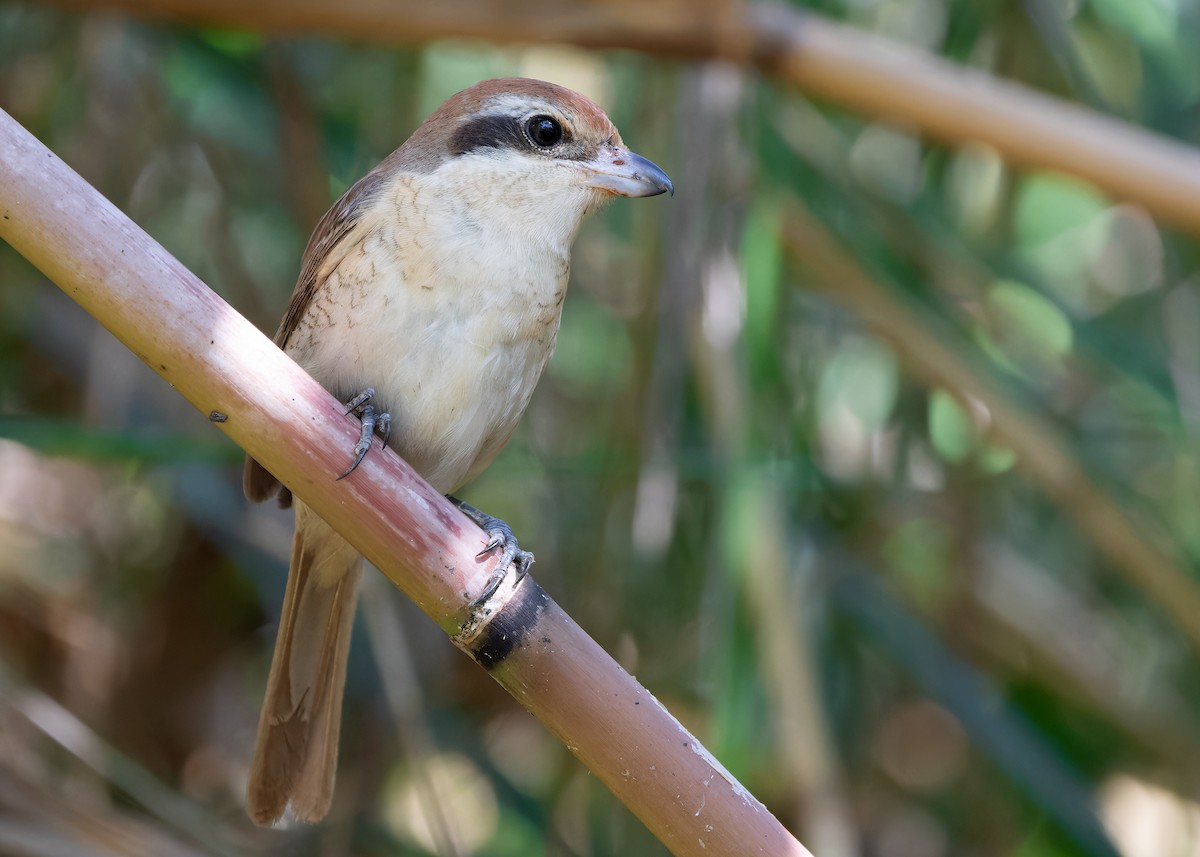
<box><xmin>583</xmin><ymin>145</ymin><xmax>673</xmax><ymax>198</ymax></box>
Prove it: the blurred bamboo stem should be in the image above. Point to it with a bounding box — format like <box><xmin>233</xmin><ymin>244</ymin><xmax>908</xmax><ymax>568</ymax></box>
<box><xmin>43</xmin><ymin>0</ymin><xmax>1200</xmax><ymax>235</ymax></box>
<box><xmin>0</xmin><ymin>666</ymin><xmax>243</xmax><ymax>856</ymax></box>
<box><xmin>781</xmin><ymin>204</ymin><xmax>1200</xmax><ymax>654</ymax></box>
<box><xmin>736</xmin><ymin>481</ymin><xmax>861</xmax><ymax>857</ymax></box>
<box><xmin>360</xmin><ymin>576</ymin><xmax>466</xmax><ymax>857</ymax></box>
<box><xmin>961</xmin><ymin>553</ymin><xmax>1200</xmax><ymax>768</ymax></box>
<box><xmin>680</xmin><ymin>64</ymin><xmax>858</xmax><ymax>855</ymax></box>
<box><xmin>0</xmin><ymin>108</ymin><xmax>810</xmax><ymax>857</ymax></box>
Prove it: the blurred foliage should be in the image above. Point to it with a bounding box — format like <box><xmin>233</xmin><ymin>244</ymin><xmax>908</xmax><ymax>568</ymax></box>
<box><xmin>2</xmin><ymin>1</ymin><xmax>1200</xmax><ymax>855</ymax></box>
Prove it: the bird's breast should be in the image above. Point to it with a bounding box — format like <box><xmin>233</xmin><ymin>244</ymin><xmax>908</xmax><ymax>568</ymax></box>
<box><xmin>288</xmin><ymin>210</ymin><xmax>571</xmax><ymax>494</ymax></box>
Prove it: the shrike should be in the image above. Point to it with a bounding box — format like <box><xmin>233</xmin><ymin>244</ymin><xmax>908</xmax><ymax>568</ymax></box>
<box><xmin>243</xmin><ymin>77</ymin><xmax>672</xmax><ymax>824</ymax></box>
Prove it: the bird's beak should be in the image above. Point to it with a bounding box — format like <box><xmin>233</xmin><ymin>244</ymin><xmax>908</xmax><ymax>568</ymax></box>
<box><xmin>582</xmin><ymin>144</ymin><xmax>674</xmax><ymax>198</ymax></box>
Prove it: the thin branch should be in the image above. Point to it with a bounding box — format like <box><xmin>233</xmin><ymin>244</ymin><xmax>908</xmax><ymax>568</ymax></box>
<box><xmin>0</xmin><ymin>662</ymin><xmax>244</xmax><ymax>857</ymax></box>
<box><xmin>43</xmin><ymin>0</ymin><xmax>1200</xmax><ymax>235</ymax></box>
<box><xmin>780</xmin><ymin>203</ymin><xmax>1200</xmax><ymax>654</ymax></box>
<box><xmin>964</xmin><ymin>544</ymin><xmax>1200</xmax><ymax>770</ymax></box>
<box><xmin>0</xmin><ymin>108</ymin><xmax>811</xmax><ymax>857</ymax></box>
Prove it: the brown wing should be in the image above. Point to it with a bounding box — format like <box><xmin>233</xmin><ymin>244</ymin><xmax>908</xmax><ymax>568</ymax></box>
<box><xmin>276</xmin><ymin>168</ymin><xmax>393</xmax><ymax>350</ymax></box>
<box><xmin>243</xmin><ymin>169</ymin><xmax>392</xmax><ymax>505</ymax></box>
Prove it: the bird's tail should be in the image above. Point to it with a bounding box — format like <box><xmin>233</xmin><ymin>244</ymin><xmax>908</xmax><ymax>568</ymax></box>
<box><xmin>247</xmin><ymin>501</ymin><xmax>362</xmax><ymax>825</ymax></box>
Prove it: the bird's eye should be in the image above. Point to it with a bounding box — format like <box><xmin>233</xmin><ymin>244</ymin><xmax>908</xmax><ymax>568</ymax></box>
<box><xmin>525</xmin><ymin>115</ymin><xmax>563</xmax><ymax>148</ymax></box>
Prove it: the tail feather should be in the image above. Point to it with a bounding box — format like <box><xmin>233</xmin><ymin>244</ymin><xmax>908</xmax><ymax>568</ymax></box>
<box><xmin>248</xmin><ymin>501</ymin><xmax>362</xmax><ymax>825</ymax></box>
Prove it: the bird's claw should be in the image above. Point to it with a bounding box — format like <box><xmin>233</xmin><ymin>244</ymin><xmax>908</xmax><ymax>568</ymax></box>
<box><xmin>336</xmin><ymin>388</ymin><xmax>391</xmax><ymax>480</ymax></box>
<box><xmin>477</xmin><ymin>523</ymin><xmax>536</xmax><ymax>581</ymax></box>
<box><xmin>447</xmin><ymin>497</ymin><xmax>534</xmax><ymax>607</ymax></box>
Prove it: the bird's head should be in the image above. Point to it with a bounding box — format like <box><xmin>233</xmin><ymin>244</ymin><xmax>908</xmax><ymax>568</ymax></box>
<box><xmin>393</xmin><ymin>78</ymin><xmax>672</xmax><ymax>243</ymax></box>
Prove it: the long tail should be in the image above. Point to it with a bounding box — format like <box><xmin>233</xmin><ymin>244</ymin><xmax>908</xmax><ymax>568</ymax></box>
<box><xmin>247</xmin><ymin>500</ymin><xmax>362</xmax><ymax>825</ymax></box>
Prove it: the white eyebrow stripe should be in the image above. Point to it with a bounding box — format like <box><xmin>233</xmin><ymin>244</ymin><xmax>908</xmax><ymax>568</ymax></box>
<box><xmin>482</xmin><ymin>94</ymin><xmax>547</xmax><ymax>113</ymax></box>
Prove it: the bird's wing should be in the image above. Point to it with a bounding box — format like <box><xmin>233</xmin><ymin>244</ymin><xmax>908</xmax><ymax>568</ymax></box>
<box><xmin>243</xmin><ymin>168</ymin><xmax>393</xmax><ymax>504</ymax></box>
<box><xmin>274</xmin><ymin>170</ymin><xmax>392</xmax><ymax>349</ymax></box>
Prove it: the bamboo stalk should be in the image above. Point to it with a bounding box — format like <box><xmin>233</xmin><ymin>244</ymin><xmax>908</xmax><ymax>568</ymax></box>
<box><xmin>42</xmin><ymin>0</ymin><xmax>1200</xmax><ymax>235</ymax></box>
<box><xmin>780</xmin><ymin>204</ymin><xmax>1200</xmax><ymax>654</ymax></box>
<box><xmin>0</xmin><ymin>108</ymin><xmax>810</xmax><ymax>857</ymax></box>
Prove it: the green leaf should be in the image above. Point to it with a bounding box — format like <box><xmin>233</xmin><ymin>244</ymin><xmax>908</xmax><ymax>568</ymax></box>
<box><xmin>929</xmin><ymin>388</ymin><xmax>975</xmax><ymax>463</ymax></box>
<box><xmin>817</xmin><ymin>338</ymin><xmax>899</xmax><ymax>433</ymax></box>
<box><xmin>1014</xmin><ymin>173</ymin><xmax>1108</xmax><ymax>248</ymax></box>
<box><xmin>986</xmin><ymin>280</ymin><xmax>1074</xmax><ymax>358</ymax></box>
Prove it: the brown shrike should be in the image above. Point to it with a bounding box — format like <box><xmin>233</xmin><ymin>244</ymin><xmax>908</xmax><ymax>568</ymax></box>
<box><xmin>242</xmin><ymin>78</ymin><xmax>671</xmax><ymax>825</ymax></box>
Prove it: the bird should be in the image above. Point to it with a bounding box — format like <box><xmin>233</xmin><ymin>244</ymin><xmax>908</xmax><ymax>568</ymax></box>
<box><xmin>241</xmin><ymin>77</ymin><xmax>672</xmax><ymax>825</ymax></box>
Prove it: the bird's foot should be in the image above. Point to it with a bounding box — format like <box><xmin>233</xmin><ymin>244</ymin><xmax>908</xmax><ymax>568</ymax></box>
<box><xmin>447</xmin><ymin>497</ymin><xmax>535</xmax><ymax>607</ymax></box>
<box><xmin>336</xmin><ymin>388</ymin><xmax>392</xmax><ymax>480</ymax></box>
